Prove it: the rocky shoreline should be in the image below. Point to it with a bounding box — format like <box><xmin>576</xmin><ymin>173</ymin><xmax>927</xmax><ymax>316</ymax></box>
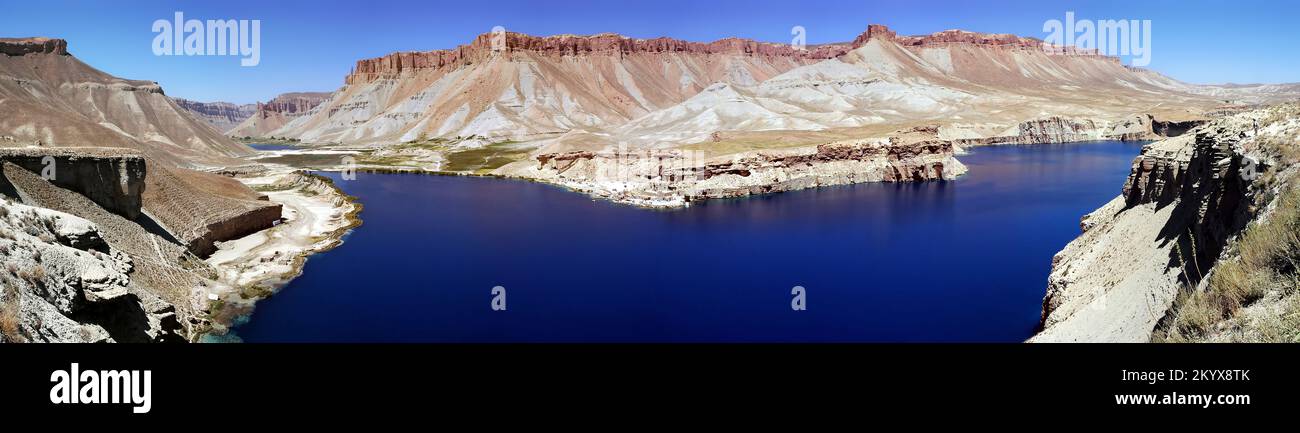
<box><xmin>506</xmin><ymin>131</ymin><xmax>965</xmax><ymax>207</ymax></box>
<box><xmin>250</xmin><ymin>112</ymin><xmax>1200</xmax><ymax>210</ymax></box>
<box><xmin>200</xmin><ymin>167</ymin><xmax>362</xmax><ymax>340</ymax></box>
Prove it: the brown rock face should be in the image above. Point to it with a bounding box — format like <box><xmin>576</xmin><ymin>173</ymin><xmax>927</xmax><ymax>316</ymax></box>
<box><xmin>0</xmin><ymin>147</ymin><xmax>145</xmax><ymax>219</ymax></box>
<box><xmin>256</xmin><ymin>92</ymin><xmax>331</xmax><ymax>117</ymax></box>
<box><xmin>227</xmin><ymin>91</ymin><xmax>332</xmax><ymax>137</ymax></box>
<box><xmin>0</xmin><ymin>37</ymin><xmax>68</xmax><ymax>56</ymax></box>
<box><xmin>173</xmin><ymin>98</ymin><xmax>257</xmax><ymax>132</ymax></box>
<box><xmin>851</xmin><ymin>24</ymin><xmax>1113</xmax><ymax>57</ymax></box>
<box><xmin>346</xmin><ymin>23</ymin><xmax>1124</xmax><ymax>86</ymax></box>
<box><xmin>346</xmin><ymin>32</ymin><xmax>852</xmax><ymax>84</ymax></box>
<box><xmin>141</xmin><ymin>165</ymin><xmax>282</xmax><ymax>258</ymax></box>
<box><xmin>0</xmin><ymin>38</ymin><xmax>253</xmax><ymax>165</ymax></box>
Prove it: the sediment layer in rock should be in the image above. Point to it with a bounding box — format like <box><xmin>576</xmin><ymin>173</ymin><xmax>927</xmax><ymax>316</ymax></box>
<box><xmin>1032</xmin><ymin>108</ymin><xmax>1272</xmax><ymax>342</ymax></box>
<box><xmin>173</xmin><ymin>98</ymin><xmax>257</xmax><ymax>133</ymax></box>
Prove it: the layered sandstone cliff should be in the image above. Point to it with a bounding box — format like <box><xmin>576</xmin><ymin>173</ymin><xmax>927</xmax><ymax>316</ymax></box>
<box><xmin>0</xmin><ymin>37</ymin><xmax>67</xmax><ymax>56</ymax></box>
<box><xmin>345</xmin><ymin>32</ymin><xmax>851</xmax><ymax>85</ymax></box>
<box><xmin>227</xmin><ymin>92</ymin><xmax>331</xmax><ymax>138</ymax></box>
<box><xmin>0</xmin><ymin>148</ymin><xmax>146</xmax><ymax>218</ymax></box>
<box><xmin>1031</xmin><ymin>108</ymin><xmax>1273</xmax><ymax>342</ymax></box>
<box><xmin>506</xmin><ymin>125</ymin><xmax>964</xmax><ymax>207</ymax></box>
<box><xmin>173</xmin><ymin>98</ymin><xmax>257</xmax><ymax>133</ymax></box>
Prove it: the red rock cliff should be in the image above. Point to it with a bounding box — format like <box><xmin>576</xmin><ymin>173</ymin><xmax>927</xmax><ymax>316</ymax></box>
<box><xmin>0</xmin><ymin>37</ymin><xmax>68</xmax><ymax>56</ymax></box>
<box><xmin>255</xmin><ymin>92</ymin><xmax>331</xmax><ymax>117</ymax></box>
<box><xmin>345</xmin><ymin>24</ymin><xmax>1121</xmax><ymax>85</ymax></box>
<box><xmin>851</xmin><ymin>24</ymin><xmax>1114</xmax><ymax>58</ymax></box>
<box><xmin>345</xmin><ymin>32</ymin><xmax>852</xmax><ymax>84</ymax></box>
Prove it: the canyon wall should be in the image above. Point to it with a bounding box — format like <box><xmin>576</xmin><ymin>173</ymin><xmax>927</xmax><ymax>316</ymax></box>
<box><xmin>345</xmin><ymin>32</ymin><xmax>851</xmax><ymax>85</ymax></box>
<box><xmin>2</xmin><ymin>162</ymin><xmax>189</xmax><ymax>342</ymax></box>
<box><xmin>173</xmin><ymin>98</ymin><xmax>257</xmax><ymax>133</ymax></box>
<box><xmin>1031</xmin><ymin>111</ymin><xmax>1266</xmax><ymax>342</ymax></box>
<box><xmin>0</xmin><ymin>148</ymin><xmax>146</xmax><ymax>219</ymax></box>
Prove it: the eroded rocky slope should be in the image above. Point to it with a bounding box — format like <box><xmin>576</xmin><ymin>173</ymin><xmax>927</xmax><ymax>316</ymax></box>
<box><xmin>1032</xmin><ymin>105</ymin><xmax>1294</xmax><ymax>342</ymax></box>
<box><xmin>271</xmin><ymin>31</ymin><xmax>848</xmax><ymax>144</ymax></box>
<box><xmin>0</xmin><ymin>38</ymin><xmax>252</xmax><ymax>166</ymax></box>
<box><xmin>0</xmin><ymin>148</ymin><xmax>282</xmax><ymax>342</ymax></box>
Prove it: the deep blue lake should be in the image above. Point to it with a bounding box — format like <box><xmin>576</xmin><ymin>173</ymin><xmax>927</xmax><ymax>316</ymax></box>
<box><xmin>232</xmin><ymin>141</ymin><xmax>1145</xmax><ymax>342</ymax></box>
<box><xmin>247</xmin><ymin>143</ymin><xmax>299</xmax><ymax>151</ymax></box>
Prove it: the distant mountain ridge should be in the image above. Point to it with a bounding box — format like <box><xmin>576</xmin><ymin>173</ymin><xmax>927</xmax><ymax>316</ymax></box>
<box><xmin>227</xmin><ymin>92</ymin><xmax>331</xmax><ymax>138</ymax></box>
<box><xmin>173</xmin><ymin>98</ymin><xmax>257</xmax><ymax>133</ymax></box>
<box><xmin>267</xmin><ymin>23</ymin><xmax>1299</xmax><ymax>148</ymax></box>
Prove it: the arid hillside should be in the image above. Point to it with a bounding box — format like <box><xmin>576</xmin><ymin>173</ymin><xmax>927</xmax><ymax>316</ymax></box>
<box><xmin>0</xmin><ymin>37</ymin><xmax>253</xmax><ymax>166</ymax></box>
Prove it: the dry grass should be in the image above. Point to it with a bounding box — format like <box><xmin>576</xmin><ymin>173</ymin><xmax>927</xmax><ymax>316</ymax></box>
<box><xmin>1159</xmin><ymin>184</ymin><xmax>1300</xmax><ymax>341</ymax></box>
<box><xmin>1253</xmin><ymin>293</ymin><xmax>1300</xmax><ymax>342</ymax></box>
<box><xmin>0</xmin><ymin>285</ymin><xmax>22</xmax><ymax>343</ymax></box>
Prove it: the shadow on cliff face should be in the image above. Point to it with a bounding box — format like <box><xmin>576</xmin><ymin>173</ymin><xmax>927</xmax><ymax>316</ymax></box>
<box><xmin>134</xmin><ymin>212</ymin><xmax>184</xmax><ymax>247</ymax></box>
<box><xmin>1151</xmin><ymin>132</ymin><xmax>1259</xmax><ymax>289</ymax></box>
<box><xmin>0</xmin><ymin>173</ymin><xmax>18</xmax><ymax>200</ymax></box>
<box><xmin>71</xmin><ymin>294</ymin><xmax>185</xmax><ymax>343</ymax></box>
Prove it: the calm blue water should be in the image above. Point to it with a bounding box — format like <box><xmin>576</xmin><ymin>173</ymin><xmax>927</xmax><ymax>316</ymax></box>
<box><xmin>233</xmin><ymin>141</ymin><xmax>1145</xmax><ymax>342</ymax></box>
<box><xmin>247</xmin><ymin>143</ymin><xmax>299</xmax><ymax>151</ymax></box>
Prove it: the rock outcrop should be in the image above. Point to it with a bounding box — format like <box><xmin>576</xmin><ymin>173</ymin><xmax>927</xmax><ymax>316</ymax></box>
<box><xmin>0</xmin><ymin>147</ymin><xmax>285</xmax><ymax>342</ymax></box>
<box><xmin>345</xmin><ymin>32</ymin><xmax>851</xmax><ymax>85</ymax></box>
<box><xmin>141</xmin><ymin>165</ymin><xmax>282</xmax><ymax>258</ymax></box>
<box><xmin>0</xmin><ymin>37</ymin><xmax>68</xmax><ymax>56</ymax></box>
<box><xmin>1032</xmin><ymin>109</ymin><xmax>1268</xmax><ymax>342</ymax></box>
<box><xmin>0</xmin><ymin>148</ymin><xmax>146</xmax><ymax>219</ymax></box>
<box><xmin>1</xmin><ymin>164</ymin><xmax>188</xmax><ymax>342</ymax></box>
<box><xmin>0</xmin><ymin>197</ymin><xmax>124</xmax><ymax>342</ymax></box>
<box><xmin>515</xmin><ymin>126</ymin><xmax>964</xmax><ymax>207</ymax></box>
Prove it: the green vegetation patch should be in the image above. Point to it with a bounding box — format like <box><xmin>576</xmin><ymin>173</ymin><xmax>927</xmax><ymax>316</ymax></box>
<box><xmin>442</xmin><ymin>141</ymin><xmax>530</xmax><ymax>173</ymax></box>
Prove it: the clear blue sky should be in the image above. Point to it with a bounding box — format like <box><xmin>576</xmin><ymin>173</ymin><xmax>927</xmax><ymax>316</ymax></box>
<box><xmin>2</xmin><ymin>0</ymin><xmax>1295</xmax><ymax>104</ymax></box>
